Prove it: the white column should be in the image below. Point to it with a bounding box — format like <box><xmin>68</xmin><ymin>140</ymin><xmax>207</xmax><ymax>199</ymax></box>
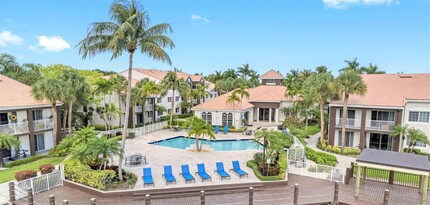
<box><xmin>269</xmin><ymin>108</ymin><xmax>272</xmax><ymax>123</ymax></box>
<box><xmin>275</xmin><ymin>108</ymin><xmax>279</xmax><ymax>124</ymax></box>
<box><xmin>257</xmin><ymin>108</ymin><xmax>260</xmax><ymax>122</ymax></box>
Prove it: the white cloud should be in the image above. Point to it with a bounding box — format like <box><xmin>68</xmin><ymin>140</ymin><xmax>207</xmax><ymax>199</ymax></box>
<box><xmin>323</xmin><ymin>0</ymin><xmax>398</xmax><ymax>8</ymax></box>
<box><xmin>0</xmin><ymin>31</ymin><xmax>23</xmax><ymax>47</ymax></box>
<box><xmin>191</xmin><ymin>14</ymin><xmax>210</xmax><ymax>23</ymax></box>
<box><xmin>37</xmin><ymin>36</ymin><xmax>70</xmax><ymax>52</ymax></box>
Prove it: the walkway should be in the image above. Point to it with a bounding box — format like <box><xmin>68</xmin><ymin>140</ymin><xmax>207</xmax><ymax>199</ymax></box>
<box><xmin>306</xmin><ymin>133</ymin><xmax>356</xmax><ymax>168</ymax></box>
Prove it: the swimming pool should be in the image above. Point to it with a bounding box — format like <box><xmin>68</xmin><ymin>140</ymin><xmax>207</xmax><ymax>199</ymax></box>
<box><xmin>150</xmin><ymin>136</ymin><xmax>263</xmax><ymax>151</ymax></box>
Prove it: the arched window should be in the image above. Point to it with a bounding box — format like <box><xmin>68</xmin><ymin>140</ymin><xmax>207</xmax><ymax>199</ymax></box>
<box><xmin>202</xmin><ymin>112</ymin><xmax>207</xmax><ymax>122</ymax></box>
<box><xmin>222</xmin><ymin>113</ymin><xmax>228</xmax><ymax>126</ymax></box>
<box><xmin>227</xmin><ymin>113</ymin><xmax>233</xmax><ymax>126</ymax></box>
<box><xmin>207</xmin><ymin>112</ymin><xmax>212</xmax><ymax>125</ymax></box>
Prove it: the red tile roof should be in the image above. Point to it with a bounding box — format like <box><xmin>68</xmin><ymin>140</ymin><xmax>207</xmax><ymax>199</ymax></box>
<box><xmin>260</xmin><ymin>69</ymin><xmax>283</xmax><ymax>79</ymax></box>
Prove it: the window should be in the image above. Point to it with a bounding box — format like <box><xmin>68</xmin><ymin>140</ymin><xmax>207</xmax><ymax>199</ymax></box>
<box><xmin>0</xmin><ymin>113</ymin><xmax>7</xmax><ymax>125</ymax></box>
<box><xmin>227</xmin><ymin>113</ymin><xmax>233</xmax><ymax>126</ymax></box>
<box><xmin>136</xmin><ymin>113</ymin><xmax>143</xmax><ymax>124</ymax></box>
<box><xmin>175</xmin><ymin>108</ymin><xmax>179</xmax><ymax>113</ymax></box>
<box><xmin>371</xmin><ymin>111</ymin><xmax>394</xmax><ymax>121</ymax></box>
<box><xmin>222</xmin><ymin>113</ymin><xmax>228</xmax><ymax>126</ymax></box>
<box><xmin>267</xmin><ymin>79</ymin><xmax>275</xmax><ymax>83</ymax></box>
<box><xmin>157</xmin><ymin>98</ymin><xmax>162</xmax><ymax>103</ymax></box>
<box><xmin>175</xmin><ymin>96</ymin><xmax>180</xmax><ymax>102</ymax></box>
<box><xmin>167</xmin><ymin>109</ymin><xmax>171</xmax><ymax>114</ymax></box>
<box><xmin>35</xmin><ymin>133</ymin><xmax>45</xmax><ymax>151</ymax></box>
<box><xmin>409</xmin><ymin>111</ymin><xmax>430</xmax><ymax>123</ymax></box>
<box><xmin>168</xmin><ymin>97</ymin><xmax>172</xmax><ymax>102</ymax></box>
<box><xmin>202</xmin><ymin>112</ymin><xmax>213</xmax><ymax>125</ymax></box>
<box><xmin>337</xmin><ymin>131</ymin><xmax>354</xmax><ymax>147</ymax></box>
<box><xmin>339</xmin><ymin>109</ymin><xmax>355</xmax><ymax>119</ymax></box>
<box><xmin>33</xmin><ymin>110</ymin><xmax>43</xmax><ymax>121</ymax></box>
<box><xmin>406</xmin><ymin>137</ymin><xmax>427</xmax><ymax>147</ymax></box>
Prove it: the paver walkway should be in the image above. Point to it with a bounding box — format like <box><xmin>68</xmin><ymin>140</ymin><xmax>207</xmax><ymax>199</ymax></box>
<box><xmin>306</xmin><ymin>133</ymin><xmax>356</xmax><ymax>168</ymax></box>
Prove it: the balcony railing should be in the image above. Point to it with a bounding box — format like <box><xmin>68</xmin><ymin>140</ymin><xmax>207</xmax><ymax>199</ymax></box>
<box><xmin>366</xmin><ymin>120</ymin><xmax>394</xmax><ymax>131</ymax></box>
<box><xmin>33</xmin><ymin>119</ymin><xmax>54</xmax><ymax>131</ymax></box>
<box><xmin>135</xmin><ymin>106</ymin><xmax>142</xmax><ymax>113</ymax></box>
<box><xmin>335</xmin><ymin>118</ymin><xmax>361</xmax><ymax>129</ymax></box>
<box><xmin>0</xmin><ymin>122</ymin><xmax>29</xmax><ymax>135</ymax></box>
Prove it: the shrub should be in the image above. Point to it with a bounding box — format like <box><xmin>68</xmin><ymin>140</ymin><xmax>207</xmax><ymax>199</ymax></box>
<box><xmin>305</xmin><ymin>147</ymin><xmax>337</xmax><ymax>167</ymax></box>
<box><xmin>63</xmin><ymin>159</ymin><xmax>116</xmax><ymax>190</ymax></box>
<box><xmin>406</xmin><ymin>148</ymin><xmax>430</xmax><ymax>160</ymax></box>
<box><xmin>342</xmin><ymin>147</ymin><xmax>361</xmax><ymax>155</ymax></box>
<box><xmin>246</xmin><ymin>160</ymin><xmax>284</xmax><ymax>181</ymax></box>
<box><xmin>15</xmin><ymin>170</ymin><xmax>37</xmax><ymax>181</ymax></box>
<box><xmin>178</xmin><ymin>113</ymin><xmax>193</xmax><ymax>118</ymax></box>
<box><xmin>39</xmin><ymin>164</ymin><xmax>55</xmax><ymax>174</ymax></box>
<box><xmin>326</xmin><ymin>145</ymin><xmax>333</xmax><ymax>152</ymax></box>
<box><xmin>332</xmin><ymin>146</ymin><xmax>341</xmax><ymax>154</ymax></box>
<box><xmin>127</xmin><ymin>172</ymin><xmax>138</xmax><ymax>186</ymax></box>
<box><xmin>4</xmin><ymin>155</ymin><xmax>48</xmax><ymax>168</ymax></box>
<box><xmin>277</xmin><ymin>152</ymin><xmax>287</xmax><ymax>179</ymax></box>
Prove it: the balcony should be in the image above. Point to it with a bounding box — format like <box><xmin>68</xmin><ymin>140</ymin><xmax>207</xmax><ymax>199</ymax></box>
<box><xmin>33</xmin><ymin>119</ymin><xmax>54</xmax><ymax>131</ymax></box>
<box><xmin>135</xmin><ymin>106</ymin><xmax>142</xmax><ymax>113</ymax></box>
<box><xmin>335</xmin><ymin>118</ymin><xmax>361</xmax><ymax>129</ymax></box>
<box><xmin>0</xmin><ymin>122</ymin><xmax>29</xmax><ymax>135</ymax></box>
<box><xmin>366</xmin><ymin>120</ymin><xmax>394</xmax><ymax>131</ymax></box>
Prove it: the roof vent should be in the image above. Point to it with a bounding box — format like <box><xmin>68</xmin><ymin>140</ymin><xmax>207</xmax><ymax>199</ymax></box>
<box><xmin>399</xmin><ymin>75</ymin><xmax>412</xmax><ymax>78</ymax></box>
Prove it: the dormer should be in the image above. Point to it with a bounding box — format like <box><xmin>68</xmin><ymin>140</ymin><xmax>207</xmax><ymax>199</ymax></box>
<box><xmin>260</xmin><ymin>69</ymin><xmax>284</xmax><ymax>85</ymax></box>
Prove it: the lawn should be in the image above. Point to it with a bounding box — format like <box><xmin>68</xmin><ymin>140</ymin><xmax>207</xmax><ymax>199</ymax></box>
<box><xmin>0</xmin><ymin>157</ymin><xmax>64</xmax><ymax>183</ymax></box>
<box><xmin>304</xmin><ymin>125</ymin><xmax>321</xmax><ymax>136</ymax></box>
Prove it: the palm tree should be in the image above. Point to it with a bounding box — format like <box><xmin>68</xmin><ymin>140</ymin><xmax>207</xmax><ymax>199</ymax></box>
<box><xmin>360</xmin><ymin>63</ymin><xmax>386</xmax><ymax>74</ymax></box>
<box><xmin>406</xmin><ymin>128</ymin><xmax>430</xmax><ymax>153</ymax></box>
<box><xmin>226</xmin><ymin>92</ymin><xmax>241</xmax><ymax>127</ymax></box>
<box><xmin>93</xmin><ymin>78</ymin><xmax>113</xmax><ymax>104</ymax></box>
<box><xmin>223</xmin><ymin>68</ymin><xmax>237</xmax><ymax>79</ymax></box>
<box><xmin>336</xmin><ymin>70</ymin><xmax>367</xmax><ymax>148</ymax></box>
<box><xmin>109</xmin><ymin>74</ymin><xmax>127</xmax><ymax>127</ymax></box>
<box><xmin>390</xmin><ymin>125</ymin><xmax>408</xmax><ymax>151</ymax></box>
<box><xmin>32</xmin><ymin>77</ymin><xmax>64</xmax><ymax>145</ymax></box>
<box><xmin>184</xmin><ymin>116</ymin><xmax>215</xmax><ymax>151</ymax></box>
<box><xmin>88</xmin><ymin>136</ymin><xmax>122</xmax><ymax>169</ymax></box>
<box><xmin>254</xmin><ymin>129</ymin><xmax>284</xmax><ymax>176</ymax></box>
<box><xmin>137</xmin><ymin>79</ymin><xmax>159</xmax><ymax>125</ymax></box>
<box><xmin>248</xmin><ymin>70</ymin><xmax>260</xmax><ymax>88</ymax></box>
<box><xmin>237</xmin><ymin>64</ymin><xmax>251</xmax><ymax>80</ymax></box>
<box><xmin>232</xmin><ymin>84</ymin><xmax>250</xmax><ymax>126</ymax></box>
<box><xmin>0</xmin><ymin>133</ymin><xmax>20</xmax><ymax>165</ymax></box>
<box><xmin>156</xmin><ymin>105</ymin><xmax>167</xmax><ymax>119</ymax></box>
<box><xmin>196</xmin><ymin>84</ymin><xmax>210</xmax><ymax>105</ymax></box>
<box><xmin>160</xmin><ymin>71</ymin><xmax>188</xmax><ymax>128</ymax></box>
<box><xmin>303</xmin><ymin>71</ymin><xmax>335</xmax><ymax>142</ymax></box>
<box><xmin>72</xmin><ymin>126</ymin><xmax>98</xmax><ymax>146</ymax></box>
<box><xmin>340</xmin><ymin>58</ymin><xmax>361</xmax><ymax>73</ymax></box>
<box><xmin>77</xmin><ymin>0</ymin><xmax>174</xmax><ymax>180</ymax></box>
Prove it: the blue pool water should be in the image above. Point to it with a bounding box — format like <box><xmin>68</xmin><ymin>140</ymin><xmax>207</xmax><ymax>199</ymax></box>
<box><xmin>150</xmin><ymin>136</ymin><xmax>263</xmax><ymax>151</ymax></box>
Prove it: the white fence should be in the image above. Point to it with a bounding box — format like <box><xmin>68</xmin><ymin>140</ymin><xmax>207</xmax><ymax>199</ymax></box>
<box><xmin>98</xmin><ymin>121</ymin><xmax>168</xmax><ymax>137</ymax></box>
<box><xmin>288</xmin><ymin>160</ymin><xmax>346</xmax><ymax>183</ymax></box>
<box><xmin>14</xmin><ymin>164</ymin><xmax>64</xmax><ymax>199</ymax></box>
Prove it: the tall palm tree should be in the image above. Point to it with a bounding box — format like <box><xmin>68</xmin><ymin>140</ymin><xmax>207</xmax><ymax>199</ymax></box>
<box><xmin>390</xmin><ymin>124</ymin><xmax>408</xmax><ymax>152</ymax></box>
<box><xmin>93</xmin><ymin>78</ymin><xmax>113</xmax><ymax>104</ymax></box>
<box><xmin>303</xmin><ymin>71</ymin><xmax>335</xmax><ymax>142</ymax></box>
<box><xmin>336</xmin><ymin>70</ymin><xmax>367</xmax><ymax>148</ymax></box>
<box><xmin>232</xmin><ymin>84</ymin><xmax>250</xmax><ymax>126</ymax></box>
<box><xmin>0</xmin><ymin>133</ymin><xmax>20</xmax><ymax>165</ymax></box>
<box><xmin>77</xmin><ymin>0</ymin><xmax>174</xmax><ymax>180</ymax></box>
<box><xmin>406</xmin><ymin>128</ymin><xmax>429</xmax><ymax>153</ymax></box>
<box><xmin>196</xmin><ymin>84</ymin><xmax>210</xmax><ymax>105</ymax></box>
<box><xmin>223</xmin><ymin>68</ymin><xmax>237</xmax><ymax>79</ymax></box>
<box><xmin>137</xmin><ymin>78</ymin><xmax>159</xmax><ymax>124</ymax></box>
<box><xmin>183</xmin><ymin>116</ymin><xmax>215</xmax><ymax>151</ymax></box>
<box><xmin>160</xmin><ymin>71</ymin><xmax>188</xmax><ymax>128</ymax></box>
<box><xmin>360</xmin><ymin>63</ymin><xmax>386</xmax><ymax>74</ymax></box>
<box><xmin>32</xmin><ymin>77</ymin><xmax>64</xmax><ymax>145</ymax></box>
<box><xmin>88</xmin><ymin>136</ymin><xmax>122</xmax><ymax>170</ymax></box>
<box><xmin>248</xmin><ymin>70</ymin><xmax>260</xmax><ymax>88</ymax></box>
<box><xmin>226</xmin><ymin>92</ymin><xmax>241</xmax><ymax>127</ymax></box>
<box><xmin>237</xmin><ymin>64</ymin><xmax>251</xmax><ymax>80</ymax></box>
<box><xmin>109</xmin><ymin>74</ymin><xmax>127</xmax><ymax>127</ymax></box>
<box><xmin>340</xmin><ymin>58</ymin><xmax>361</xmax><ymax>73</ymax></box>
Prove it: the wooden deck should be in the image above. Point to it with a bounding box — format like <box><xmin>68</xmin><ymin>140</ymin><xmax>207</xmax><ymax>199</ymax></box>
<box><xmin>14</xmin><ymin>174</ymin><xmax>430</xmax><ymax>205</ymax></box>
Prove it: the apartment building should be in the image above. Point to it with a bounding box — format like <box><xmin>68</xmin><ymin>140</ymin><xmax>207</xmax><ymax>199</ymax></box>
<box><xmin>0</xmin><ymin>74</ymin><xmax>60</xmax><ymax>165</ymax></box>
<box><xmin>328</xmin><ymin>74</ymin><xmax>430</xmax><ymax>152</ymax></box>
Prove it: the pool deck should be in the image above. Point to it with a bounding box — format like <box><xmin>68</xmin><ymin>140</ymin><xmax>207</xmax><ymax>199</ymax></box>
<box><xmin>112</xmin><ymin>128</ymin><xmax>265</xmax><ymax>190</ymax></box>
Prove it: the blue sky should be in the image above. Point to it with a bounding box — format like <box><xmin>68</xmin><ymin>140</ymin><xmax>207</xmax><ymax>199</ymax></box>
<box><xmin>0</xmin><ymin>0</ymin><xmax>429</xmax><ymax>75</ymax></box>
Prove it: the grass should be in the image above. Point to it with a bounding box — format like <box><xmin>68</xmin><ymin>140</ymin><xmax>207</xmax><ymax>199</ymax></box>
<box><xmin>0</xmin><ymin>157</ymin><xmax>64</xmax><ymax>183</ymax></box>
<box><xmin>304</xmin><ymin>125</ymin><xmax>320</xmax><ymax>136</ymax></box>
<box><xmin>353</xmin><ymin>165</ymin><xmax>428</xmax><ymax>187</ymax></box>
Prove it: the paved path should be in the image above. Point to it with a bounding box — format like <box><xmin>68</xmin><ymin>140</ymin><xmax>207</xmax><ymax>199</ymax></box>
<box><xmin>305</xmin><ymin>133</ymin><xmax>356</xmax><ymax>168</ymax></box>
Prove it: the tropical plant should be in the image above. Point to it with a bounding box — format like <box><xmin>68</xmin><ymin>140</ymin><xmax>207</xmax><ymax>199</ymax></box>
<box><xmin>248</xmin><ymin>70</ymin><xmax>260</xmax><ymax>88</ymax></box>
<box><xmin>136</xmin><ymin>78</ymin><xmax>159</xmax><ymax>125</ymax></box>
<box><xmin>183</xmin><ymin>116</ymin><xmax>215</xmax><ymax>151</ymax></box>
<box><xmin>406</xmin><ymin>128</ymin><xmax>430</xmax><ymax>153</ymax></box>
<box><xmin>156</xmin><ymin>105</ymin><xmax>167</xmax><ymax>117</ymax></box>
<box><xmin>93</xmin><ymin>77</ymin><xmax>113</xmax><ymax>104</ymax></box>
<box><xmin>232</xmin><ymin>84</ymin><xmax>250</xmax><ymax>126</ymax></box>
<box><xmin>336</xmin><ymin>70</ymin><xmax>367</xmax><ymax>148</ymax></box>
<box><xmin>196</xmin><ymin>84</ymin><xmax>210</xmax><ymax>106</ymax></box>
<box><xmin>237</xmin><ymin>63</ymin><xmax>251</xmax><ymax>80</ymax></box>
<box><xmin>109</xmin><ymin>74</ymin><xmax>127</xmax><ymax>127</ymax></box>
<box><xmin>340</xmin><ymin>58</ymin><xmax>361</xmax><ymax>73</ymax></box>
<box><xmin>0</xmin><ymin>133</ymin><xmax>20</xmax><ymax>165</ymax></box>
<box><xmin>360</xmin><ymin>63</ymin><xmax>386</xmax><ymax>74</ymax></box>
<box><xmin>77</xmin><ymin>0</ymin><xmax>174</xmax><ymax>180</ymax></box>
<box><xmin>160</xmin><ymin>71</ymin><xmax>188</xmax><ymax>128</ymax></box>
<box><xmin>254</xmin><ymin>129</ymin><xmax>286</xmax><ymax>176</ymax></box>
<box><xmin>87</xmin><ymin>136</ymin><xmax>122</xmax><ymax>169</ymax></box>
<box><xmin>389</xmin><ymin>124</ymin><xmax>409</xmax><ymax>152</ymax></box>
<box><xmin>226</xmin><ymin>92</ymin><xmax>240</xmax><ymax>127</ymax></box>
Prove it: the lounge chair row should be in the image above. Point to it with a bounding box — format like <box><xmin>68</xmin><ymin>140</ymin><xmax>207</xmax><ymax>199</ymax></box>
<box><xmin>142</xmin><ymin>160</ymin><xmax>248</xmax><ymax>187</ymax></box>
<box><xmin>214</xmin><ymin>125</ymin><xmax>229</xmax><ymax>134</ymax></box>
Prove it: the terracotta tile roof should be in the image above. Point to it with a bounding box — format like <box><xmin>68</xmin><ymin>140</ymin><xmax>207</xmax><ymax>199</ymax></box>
<box><xmin>207</xmin><ymin>81</ymin><xmax>215</xmax><ymax>91</ymax></box>
<box><xmin>192</xmin><ymin>85</ymin><xmax>292</xmax><ymax>111</ymax></box>
<box><xmin>0</xmin><ymin>74</ymin><xmax>52</xmax><ymax>108</ymax></box>
<box><xmin>134</xmin><ymin>68</ymin><xmax>168</xmax><ymax>80</ymax></box>
<box><xmin>330</xmin><ymin>74</ymin><xmax>430</xmax><ymax>107</ymax></box>
<box><xmin>260</xmin><ymin>69</ymin><xmax>283</xmax><ymax>79</ymax></box>
<box><xmin>189</xmin><ymin>75</ymin><xmax>203</xmax><ymax>81</ymax></box>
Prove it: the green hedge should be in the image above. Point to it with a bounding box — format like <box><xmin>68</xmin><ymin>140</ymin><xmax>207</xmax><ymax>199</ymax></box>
<box><xmin>63</xmin><ymin>159</ymin><xmax>116</xmax><ymax>190</ymax></box>
<box><xmin>305</xmin><ymin>147</ymin><xmax>337</xmax><ymax>166</ymax></box>
<box><xmin>246</xmin><ymin>152</ymin><xmax>287</xmax><ymax>181</ymax></box>
<box><xmin>4</xmin><ymin>155</ymin><xmax>48</xmax><ymax>168</ymax></box>
<box><xmin>405</xmin><ymin>148</ymin><xmax>430</xmax><ymax>160</ymax></box>
<box><xmin>317</xmin><ymin>139</ymin><xmax>361</xmax><ymax>156</ymax></box>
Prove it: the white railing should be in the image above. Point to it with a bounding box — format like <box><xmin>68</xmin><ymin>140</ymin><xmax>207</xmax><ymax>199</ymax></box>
<box><xmin>131</xmin><ymin>121</ymin><xmax>168</xmax><ymax>137</ymax></box>
<box><xmin>145</xmin><ymin>104</ymin><xmax>154</xmax><ymax>111</ymax></box>
<box><xmin>288</xmin><ymin>160</ymin><xmax>345</xmax><ymax>183</ymax></box>
<box><xmin>366</xmin><ymin>120</ymin><xmax>394</xmax><ymax>131</ymax></box>
<box><xmin>0</xmin><ymin>122</ymin><xmax>29</xmax><ymax>135</ymax></box>
<box><xmin>135</xmin><ymin>106</ymin><xmax>142</xmax><ymax>113</ymax></box>
<box><xmin>144</xmin><ymin>117</ymin><xmax>153</xmax><ymax>124</ymax></box>
<box><xmin>33</xmin><ymin>119</ymin><xmax>54</xmax><ymax>131</ymax></box>
<box><xmin>335</xmin><ymin>118</ymin><xmax>361</xmax><ymax>129</ymax></box>
<box><xmin>15</xmin><ymin>164</ymin><xmax>64</xmax><ymax>199</ymax></box>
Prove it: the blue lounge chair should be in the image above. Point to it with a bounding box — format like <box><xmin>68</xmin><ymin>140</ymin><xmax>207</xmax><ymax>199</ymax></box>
<box><xmin>179</xmin><ymin>164</ymin><xmax>195</xmax><ymax>184</ymax></box>
<box><xmin>214</xmin><ymin>125</ymin><xmax>220</xmax><ymax>134</ymax></box>
<box><xmin>229</xmin><ymin>160</ymin><xmax>248</xmax><ymax>178</ymax></box>
<box><xmin>162</xmin><ymin>165</ymin><xmax>177</xmax><ymax>185</ymax></box>
<box><xmin>214</xmin><ymin>162</ymin><xmax>230</xmax><ymax>180</ymax></box>
<box><xmin>142</xmin><ymin>168</ymin><xmax>154</xmax><ymax>187</ymax></box>
<box><xmin>223</xmin><ymin>126</ymin><xmax>228</xmax><ymax>134</ymax></box>
<box><xmin>195</xmin><ymin>163</ymin><xmax>212</xmax><ymax>182</ymax></box>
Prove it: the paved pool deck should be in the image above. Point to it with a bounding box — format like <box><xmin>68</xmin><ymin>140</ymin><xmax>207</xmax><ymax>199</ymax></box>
<box><xmin>112</xmin><ymin>128</ymin><xmax>267</xmax><ymax>190</ymax></box>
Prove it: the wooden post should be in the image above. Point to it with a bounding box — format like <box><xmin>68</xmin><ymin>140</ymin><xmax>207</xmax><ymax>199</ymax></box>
<box><xmin>62</xmin><ymin>200</ymin><xmax>69</xmax><ymax>205</ymax></box>
<box><xmin>145</xmin><ymin>194</ymin><xmax>151</xmax><ymax>205</ymax></box>
<box><xmin>363</xmin><ymin>167</ymin><xmax>367</xmax><ymax>180</ymax></box>
<box><xmin>419</xmin><ymin>175</ymin><xmax>423</xmax><ymax>194</ymax></box>
<box><xmin>421</xmin><ymin>175</ymin><xmax>428</xmax><ymax>205</ymax></box>
<box><xmin>49</xmin><ymin>195</ymin><xmax>55</xmax><ymax>205</ymax></box>
<box><xmin>249</xmin><ymin>187</ymin><xmax>254</xmax><ymax>205</ymax></box>
<box><xmin>355</xmin><ymin>165</ymin><xmax>361</xmax><ymax>198</ymax></box>
<box><xmin>389</xmin><ymin>170</ymin><xmax>395</xmax><ymax>184</ymax></box>
<box><xmin>383</xmin><ymin>189</ymin><xmax>390</xmax><ymax>205</ymax></box>
<box><xmin>27</xmin><ymin>187</ymin><xmax>33</xmax><ymax>205</ymax></box>
<box><xmin>333</xmin><ymin>182</ymin><xmax>339</xmax><ymax>205</ymax></box>
<box><xmin>200</xmin><ymin>190</ymin><xmax>205</xmax><ymax>205</ymax></box>
<box><xmin>90</xmin><ymin>198</ymin><xmax>96</xmax><ymax>205</ymax></box>
<box><xmin>294</xmin><ymin>183</ymin><xmax>299</xmax><ymax>205</ymax></box>
<box><xmin>8</xmin><ymin>182</ymin><xmax>15</xmax><ymax>202</ymax></box>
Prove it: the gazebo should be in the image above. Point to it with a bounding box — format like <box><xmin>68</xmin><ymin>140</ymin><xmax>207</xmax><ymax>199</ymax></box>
<box><xmin>355</xmin><ymin>149</ymin><xmax>430</xmax><ymax>205</ymax></box>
